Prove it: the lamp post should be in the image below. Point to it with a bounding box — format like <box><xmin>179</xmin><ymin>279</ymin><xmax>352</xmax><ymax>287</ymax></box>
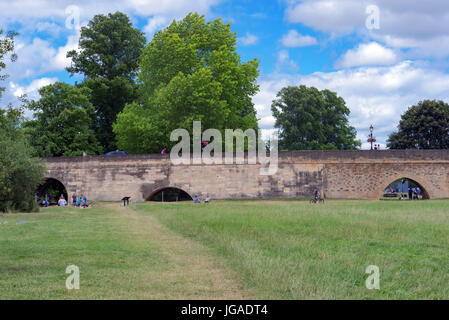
<box><xmin>367</xmin><ymin>124</ymin><xmax>376</xmax><ymax>150</ymax></box>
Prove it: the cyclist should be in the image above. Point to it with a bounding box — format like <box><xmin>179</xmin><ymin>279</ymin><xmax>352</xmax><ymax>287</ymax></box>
<box><xmin>313</xmin><ymin>188</ymin><xmax>320</xmax><ymax>201</ymax></box>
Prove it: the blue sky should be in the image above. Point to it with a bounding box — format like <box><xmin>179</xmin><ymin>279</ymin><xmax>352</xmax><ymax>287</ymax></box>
<box><xmin>2</xmin><ymin>0</ymin><xmax>449</xmax><ymax>149</ymax></box>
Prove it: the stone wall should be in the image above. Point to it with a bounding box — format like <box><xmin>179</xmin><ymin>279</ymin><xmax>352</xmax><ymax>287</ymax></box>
<box><xmin>44</xmin><ymin>150</ymin><xmax>449</xmax><ymax>201</ymax></box>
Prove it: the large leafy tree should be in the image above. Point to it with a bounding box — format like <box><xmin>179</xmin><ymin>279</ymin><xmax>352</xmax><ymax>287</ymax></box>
<box><xmin>24</xmin><ymin>82</ymin><xmax>102</xmax><ymax>157</ymax></box>
<box><xmin>387</xmin><ymin>100</ymin><xmax>449</xmax><ymax>149</ymax></box>
<box><xmin>271</xmin><ymin>85</ymin><xmax>360</xmax><ymax>150</ymax></box>
<box><xmin>0</xmin><ymin>107</ymin><xmax>45</xmax><ymax>212</ymax></box>
<box><xmin>114</xmin><ymin>13</ymin><xmax>260</xmax><ymax>154</ymax></box>
<box><xmin>1</xmin><ymin>30</ymin><xmax>44</xmax><ymax>212</ymax></box>
<box><xmin>66</xmin><ymin>12</ymin><xmax>146</xmax><ymax>151</ymax></box>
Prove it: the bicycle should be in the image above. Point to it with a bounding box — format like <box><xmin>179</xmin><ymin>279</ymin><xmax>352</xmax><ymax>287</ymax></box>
<box><xmin>309</xmin><ymin>197</ymin><xmax>325</xmax><ymax>204</ymax></box>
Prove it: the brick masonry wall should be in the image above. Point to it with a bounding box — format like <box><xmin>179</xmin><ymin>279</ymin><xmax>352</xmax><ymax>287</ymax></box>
<box><xmin>44</xmin><ymin>150</ymin><xmax>449</xmax><ymax>201</ymax></box>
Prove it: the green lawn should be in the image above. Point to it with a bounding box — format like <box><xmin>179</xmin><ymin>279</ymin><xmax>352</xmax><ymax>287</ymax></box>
<box><xmin>1</xmin><ymin>199</ymin><xmax>449</xmax><ymax>299</ymax></box>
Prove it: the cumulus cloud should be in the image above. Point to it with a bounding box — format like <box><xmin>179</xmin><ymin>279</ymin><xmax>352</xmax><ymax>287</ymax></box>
<box><xmin>0</xmin><ymin>0</ymin><xmax>220</xmax><ymax>27</ymax></box>
<box><xmin>285</xmin><ymin>0</ymin><xmax>449</xmax><ymax>57</ymax></box>
<box><xmin>11</xmin><ymin>77</ymin><xmax>58</xmax><ymax>99</ymax></box>
<box><xmin>286</xmin><ymin>0</ymin><xmax>366</xmax><ymax>34</ymax></box>
<box><xmin>52</xmin><ymin>35</ymin><xmax>80</xmax><ymax>71</ymax></box>
<box><xmin>336</xmin><ymin>42</ymin><xmax>398</xmax><ymax>68</ymax></box>
<box><xmin>143</xmin><ymin>16</ymin><xmax>169</xmax><ymax>38</ymax></box>
<box><xmin>280</xmin><ymin>30</ymin><xmax>317</xmax><ymax>47</ymax></box>
<box><xmin>239</xmin><ymin>32</ymin><xmax>259</xmax><ymax>46</ymax></box>
<box><xmin>254</xmin><ymin>61</ymin><xmax>449</xmax><ymax>148</ymax></box>
<box><xmin>3</xmin><ymin>34</ymin><xmax>79</xmax><ymax>83</ymax></box>
<box><xmin>274</xmin><ymin>50</ymin><xmax>299</xmax><ymax>73</ymax></box>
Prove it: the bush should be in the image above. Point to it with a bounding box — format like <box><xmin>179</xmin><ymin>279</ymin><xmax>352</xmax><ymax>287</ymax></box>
<box><xmin>0</xmin><ymin>107</ymin><xmax>45</xmax><ymax>212</ymax></box>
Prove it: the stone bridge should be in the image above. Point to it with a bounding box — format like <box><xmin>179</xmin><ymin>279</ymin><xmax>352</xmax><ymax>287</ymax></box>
<box><xmin>44</xmin><ymin>150</ymin><xmax>449</xmax><ymax>201</ymax></box>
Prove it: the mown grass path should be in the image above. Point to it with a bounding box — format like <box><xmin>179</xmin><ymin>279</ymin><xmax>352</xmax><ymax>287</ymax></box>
<box><xmin>0</xmin><ymin>203</ymin><xmax>253</xmax><ymax>299</ymax></box>
<box><xmin>2</xmin><ymin>199</ymin><xmax>449</xmax><ymax>299</ymax></box>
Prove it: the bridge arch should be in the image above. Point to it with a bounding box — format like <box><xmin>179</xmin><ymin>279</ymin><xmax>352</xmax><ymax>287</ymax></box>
<box><xmin>36</xmin><ymin>177</ymin><xmax>68</xmax><ymax>204</ymax></box>
<box><xmin>145</xmin><ymin>186</ymin><xmax>193</xmax><ymax>202</ymax></box>
<box><xmin>377</xmin><ymin>175</ymin><xmax>431</xmax><ymax>200</ymax></box>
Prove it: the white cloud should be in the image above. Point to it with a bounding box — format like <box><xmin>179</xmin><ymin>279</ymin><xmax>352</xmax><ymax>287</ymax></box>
<box><xmin>286</xmin><ymin>0</ymin><xmax>365</xmax><ymax>34</ymax></box>
<box><xmin>284</xmin><ymin>0</ymin><xmax>449</xmax><ymax>57</ymax></box>
<box><xmin>35</xmin><ymin>21</ymin><xmax>63</xmax><ymax>37</ymax></box>
<box><xmin>254</xmin><ymin>61</ymin><xmax>449</xmax><ymax>148</ymax></box>
<box><xmin>259</xmin><ymin>115</ymin><xmax>276</xmax><ymax>128</ymax></box>
<box><xmin>0</xmin><ymin>0</ymin><xmax>221</xmax><ymax>26</ymax></box>
<box><xmin>336</xmin><ymin>42</ymin><xmax>397</xmax><ymax>68</ymax></box>
<box><xmin>52</xmin><ymin>35</ymin><xmax>80</xmax><ymax>71</ymax></box>
<box><xmin>6</xmin><ymin>38</ymin><xmax>57</xmax><ymax>80</ymax></box>
<box><xmin>240</xmin><ymin>32</ymin><xmax>259</xmax><ymax>46</ymax></box>
<box><xmin>281</xmin><ymin>30</ymin><xmax>318</xmax><ymax>47</ymax></box>
<box><xmin>143</xmin><ymin>16</ymin><xmax>169</xmax><ymax>38</ymax></box>
<box><xmin>275</xmin><ymin>50</ymin><xmax>299</xmax><ymax>73</ymax></box>
<box><xmin>4</xmin><ymin>34</ymin><xmax>79</xmax><ymax>82</ymax></box>
<box><xmin>11</xmin><ymin>77</ymin><xmax>58</xmax><ymax>99</ymax></box>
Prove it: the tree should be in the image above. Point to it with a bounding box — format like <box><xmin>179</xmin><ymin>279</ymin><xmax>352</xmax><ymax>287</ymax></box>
<box><xmin>0</xmin><ymin>29</ymin><xmax>18</xmax><ymax>99</ymax></box>
<box><xmin>0</xmin><ymin>33</ymin><xmax>44</xmax><ymax>212</ymax></box>
<box><xmin>66</xmin><ymin>12</ymin><xmax>146</xmax><ymax>151</ymax></box>
<box><xmin>112</xmin><ymin>102</ymin><xmax>163</xmax><ymax>154</ymax></box>
<box><xmin>387</xmin><ymin>100</ymin><xmax>449</xmax><ymax>149</ymax></box>
<box><xmin>114</xmin><ymin>13</ymin><xmax>260</xmax><ymax>154</ymax></box>
<box><xmin>271</xmin><ymin>85</ymin><xmax>360</xmax><ymax>150</ymax></box>
<box><xmin>24</xmin><ymin>82</ymin><xmax>103</xmax><ymax>157</ymax></box>
<box><xmin>0</xmin><ymin>107</ymin><xmax>45</xmax><ymax>212</ymax></box>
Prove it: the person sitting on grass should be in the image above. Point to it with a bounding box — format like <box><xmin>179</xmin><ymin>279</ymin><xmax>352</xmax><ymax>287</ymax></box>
<box><xmin>82</xmin><ymin>196</ymin><xmax>88</xmax><ymax>208</ymax></box>
<box><xmin>58</xmin><ymin>195</ymin><xmax>67</xmax><ymax>206</ymax></box>
<box><xmin>193</xmin><ymin>195</ymin><xmax>200</xmax><ymax>203</ymax></box>
<box><xmin>204</xmin><ymin>196</ymin><xmax>211</xmax><ymax>203</ymax></box>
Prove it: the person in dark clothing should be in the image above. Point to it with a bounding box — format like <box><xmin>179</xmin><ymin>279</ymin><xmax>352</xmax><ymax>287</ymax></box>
<box><xmin>313</xmin><ymin>188</ymin><xmax>320</xmax><ymax>201</ymax></box>
<box><xmin>408</xmin><ymin>187</ymin><xmax>413</xmax><ymax>200</ymax></box>
<box><xmin>72</xmin><ymin>194</ymin><xmax>77</xmax><ymax>207</ymax></box>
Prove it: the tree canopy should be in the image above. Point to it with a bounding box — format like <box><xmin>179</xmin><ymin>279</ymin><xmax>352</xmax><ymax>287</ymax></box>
<box><xmin>271</xmin><ymin>85</ymin><xmax>360</xmax><ymax>150</ymax></box>
<box><xmin>67</xmin><ymin>12</ymin><xmax>146</xmax><ymax>152</ymax></box>
<box><xmin>114</xmin><ymin>13</ymin><xmax>260</xmax><ymax>154</ymax></box>
<box><xmin>24</xmin><ymin>82</ymin><xmax>103</xmax><ymax>157</ymax></box>
<box><xmin>0</xmin><ymin>107</ymin><xmax>45</xmax><ymax>212</ymax></box>
<box><xmin>387</xmin><ymin>100</ymin><xmax>449</xmax><ymax>149</ymax></box>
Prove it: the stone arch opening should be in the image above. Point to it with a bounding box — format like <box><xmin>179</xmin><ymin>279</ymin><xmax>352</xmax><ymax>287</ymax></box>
<box><xmin>36</xmin><ymin>178</ymin><xmax>68</xmax><ymax>205</ymax></box>
<box><xmin>146</xmin><ymin>187</ymin><xmax>193</xmax><ymax>202</ymax></box>
<box><xmin>382</xmin><ymin>177</ymin><xmax>430</xmax><ymax>200</ymax></box>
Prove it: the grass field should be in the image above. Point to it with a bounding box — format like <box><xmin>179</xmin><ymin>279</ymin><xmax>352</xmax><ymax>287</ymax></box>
<box><xmin>1</xmin><ymin>199</ymin><xmax>448</xmax><ymax>299</ymax></box>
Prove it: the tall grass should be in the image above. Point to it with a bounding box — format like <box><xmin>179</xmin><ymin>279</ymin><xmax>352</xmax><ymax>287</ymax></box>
<box><xmin>140</xmin><ymin>199</ymin><xmax>449</xmax><ymax>299</ymax></box>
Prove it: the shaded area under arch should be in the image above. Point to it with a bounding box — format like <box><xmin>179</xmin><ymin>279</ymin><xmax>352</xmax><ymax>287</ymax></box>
<box><xmin>146</xmin><ymin>187</ymin><xmax>193</xmax><ymax>202</ymax></box>
<box><xmin>36</xmin><ymin>178</ymin><xmax>68</xmax><ymax>204</ymax></box>
<box><xmin>382</xmin><ymin>177</ymin><xmax>430</xmax><ymax>200</ymax></box>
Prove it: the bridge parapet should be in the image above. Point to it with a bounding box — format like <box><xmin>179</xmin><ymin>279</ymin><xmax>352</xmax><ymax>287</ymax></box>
<box><xmin>44</xmin><ymin>150</ymin><xmax>449</xmax><ymax>201</ymax></box>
